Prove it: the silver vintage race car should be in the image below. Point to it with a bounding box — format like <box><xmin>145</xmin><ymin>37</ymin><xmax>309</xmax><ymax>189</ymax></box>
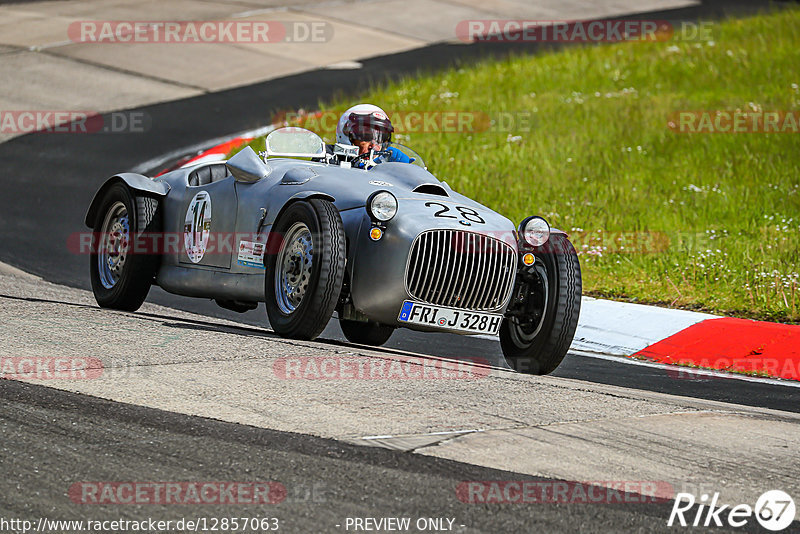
<box><xmin>85</xmin><ymin>127</ymin><xmax>582</xmax><ymax>374</ymax></box>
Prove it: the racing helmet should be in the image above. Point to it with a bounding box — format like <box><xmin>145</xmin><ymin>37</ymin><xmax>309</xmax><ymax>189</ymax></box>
<box><xmin>336</xmin><ymin>104</ymin><xmax>394</xmax><ymax>146</ymax></box>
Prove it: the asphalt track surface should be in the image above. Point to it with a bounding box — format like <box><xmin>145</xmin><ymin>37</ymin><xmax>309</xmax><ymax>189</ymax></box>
<box><xmin>4</xmin><ymin>379</ymin><xmax>778</xmax><ymax>534</ymax></box>
<box><xmin>1</xmin><ymin>1</ymin><xmax>799</xmax><ymax>531</ymax></box>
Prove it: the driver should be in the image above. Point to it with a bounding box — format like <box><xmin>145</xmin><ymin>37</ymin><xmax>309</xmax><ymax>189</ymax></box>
<box><xmin>335</xmin><ymin>104</ymin><xmax>411</xmax><ymax>166</ymax></box>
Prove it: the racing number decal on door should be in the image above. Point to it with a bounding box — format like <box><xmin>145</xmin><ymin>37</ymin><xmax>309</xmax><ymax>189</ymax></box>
<box><xmin>184</xmin><ymin>191</ymin><xmax>212</xmax><ymax>263</ymax></box>
<box><xmin>424</xmin><ymin>202</ymin><xmax>485</xmax><ymax>224</ymax></box>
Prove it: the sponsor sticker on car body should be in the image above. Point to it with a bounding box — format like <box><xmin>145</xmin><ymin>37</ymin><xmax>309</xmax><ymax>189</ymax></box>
<box><xmin>237</xmin><ymin>239</ymin><xmax>266</xmax><ymax>268</ymax></box>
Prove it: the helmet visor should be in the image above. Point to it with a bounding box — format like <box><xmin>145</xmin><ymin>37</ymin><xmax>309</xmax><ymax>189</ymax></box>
<box><xmin>346</xmin><ymin>112</ymin><xmax>393</xmax><ymax>144</ymax></box>
<box><xmin>349</xmin><ymin>124</ymin><xmax>391</xmax><ymax>144</ymax></box>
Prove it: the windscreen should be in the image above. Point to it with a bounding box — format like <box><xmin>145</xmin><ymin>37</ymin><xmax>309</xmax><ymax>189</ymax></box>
<box><xmin>265</xmin><ymin>127</ymin><xmax>325</xmax><ymax>158</ymax></box>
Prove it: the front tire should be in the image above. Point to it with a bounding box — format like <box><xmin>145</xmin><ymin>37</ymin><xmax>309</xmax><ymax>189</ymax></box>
<box><xmin>265</xmin><ymin>199</ymin><xmax>345</xmax><ymax>340</ymax></box>
<box><xmin>339</xmin><ymin>319</ymin><xmax>395</xmax><ymax>346</ymax></box>
<box><xmin>500</xmin><ymin>234</ymin><xmax>581</xmax><ymax>374</ymax></box>
<box><xmin>89</xmin><ymin>182</ymin><xmax>161</xmax><ymax>311</ymax></box>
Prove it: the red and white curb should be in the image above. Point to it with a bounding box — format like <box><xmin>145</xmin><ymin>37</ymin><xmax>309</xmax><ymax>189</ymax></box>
<box><xmin>178</xmin><ymin>137</ymin><xmax>254</xmax><ymax>168</ymax></box>
<box><xmin>149</xmin><ymin>125</ymin><xmax>276</xmax><ymax>177</ymax></box>
<box><xmin>158</xmin><ymin>133</ymin><xmax>800</xmax><ymax>385</ymax></box>
<box><xmin>634</xmin><ymin>316</ymin><xmax>800</xmax><ymax>382</ymax></box>
<box><xmin>571</xmin><ymin>297</ymin><xmax>714</xmax><ymax>356</ymax></box>
<box><xmin>570</xmin><ymin>297</ymin><xmax>800</xmax><ymax>384</ymax></box>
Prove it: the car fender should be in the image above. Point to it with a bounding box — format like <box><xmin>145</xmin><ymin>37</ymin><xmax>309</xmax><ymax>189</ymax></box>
<box><xmin>85</xmin><ymin>174</ymin><xmax>170</xmax><ymax>227</ymax></box>
<box><xmin>269</xmin><ymin>190</ymin><xmax>337</xmax><ymax>227</ymax></box>
<box><xmin>262</xmin><ymin>190</ymin><xmax>338</xmax><ymax>249</ymax></box>
<box><xmin>287</xmin><ymin>190</ymin><xmax>335</xmax><ymax>204</ymax></box>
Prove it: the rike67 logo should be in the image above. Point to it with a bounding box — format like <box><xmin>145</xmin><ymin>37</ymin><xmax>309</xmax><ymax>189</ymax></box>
<box><xmin>668</xmin><ymin>490</ymin><xmax>796</xmax><ymax>531</ymax></box>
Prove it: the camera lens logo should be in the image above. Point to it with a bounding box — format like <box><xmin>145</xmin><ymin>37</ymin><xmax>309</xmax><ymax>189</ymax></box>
<box><xmin>756</xmin><ymin>490</ymin><xmax>796</xmax><ymax>531</ymax></box>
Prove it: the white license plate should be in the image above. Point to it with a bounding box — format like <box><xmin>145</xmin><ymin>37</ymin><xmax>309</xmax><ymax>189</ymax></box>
<box><xmin>397</xmin><ymin>301</ymin><xmax>502</xmax><ymax>335</ymax></box>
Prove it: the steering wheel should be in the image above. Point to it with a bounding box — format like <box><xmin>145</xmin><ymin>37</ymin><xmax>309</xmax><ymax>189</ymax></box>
<box><xmin>354</xmin><ymin>149</ymin><xmax>391</xmax><ymax>162</ymax></box>
<box><xmin>350</xmin><ymin>149</ymin><xmax>391</xmax><ymax>169</ymax></box>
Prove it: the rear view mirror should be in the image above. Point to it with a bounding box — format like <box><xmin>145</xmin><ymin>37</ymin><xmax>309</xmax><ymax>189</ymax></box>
<box><xmin>226</xmin><ymin>146</ymin><xmax>270</xmax><ymax>183</ymax></box>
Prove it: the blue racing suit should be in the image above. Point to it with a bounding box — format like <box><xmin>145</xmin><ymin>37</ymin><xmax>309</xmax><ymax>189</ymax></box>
<box><xmin>352</xmin><ymin>146</ymin><xmax>412</xmax><ymax>168</ymax></box>
<box><xmin>377</xmin><ymin>146</ymin><xmax>412</xmax><ymax>164</ymax></box>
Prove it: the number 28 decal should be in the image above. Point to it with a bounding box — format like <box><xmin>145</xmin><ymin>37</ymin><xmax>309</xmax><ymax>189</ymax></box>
<box><xmin>424</xmin><ymin>202</ymin><xmax>485</xmax><ymax>224</ymax></box>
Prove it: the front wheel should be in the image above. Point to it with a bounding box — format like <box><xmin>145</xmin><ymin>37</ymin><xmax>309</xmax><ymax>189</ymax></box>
<box><xmin>500</xmin><ymin>234</ymin><xmax>581</xmax><ymax>375</ymax></box>
<box><xmin>89</xmin><ymin>182</ymin><xmax>161</xmax><ymax>311</ymax></box>
<box><xmin>339</xmin><ymin>319</ymin><xmax>395</xmax><ymax>346</ymax></box>
<box><xmin>265</xmin><ymin>199</ymin><xmax>346</xmax><ymax>340</ymax></box>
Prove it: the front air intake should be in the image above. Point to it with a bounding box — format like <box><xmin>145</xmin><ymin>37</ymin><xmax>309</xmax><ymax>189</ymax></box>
<box><xmin>412</xmin><ymin>184</ymin><xmax>449</xmax><ymax>196</ymax></box>
<box><xmin>405</xmin><ymin>230</ymin><xmax>516</xmax><ymax>311</ymax></box>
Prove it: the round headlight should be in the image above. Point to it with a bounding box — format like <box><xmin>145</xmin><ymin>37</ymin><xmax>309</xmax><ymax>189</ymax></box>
<box><xmin>368</xmin><ymin>191</ymin><xmax>397</xmax><ymax>222</ymax></box>
<box><xmin>521</xmin><ymin>216</ymin><xmax>550</xmax><ymax>247</ymax></box>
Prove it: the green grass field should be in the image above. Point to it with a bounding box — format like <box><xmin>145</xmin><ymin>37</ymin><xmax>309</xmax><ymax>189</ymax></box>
<box><xmin>234</xmin><ymin>9</ymin><xmax>800</xmax><ymax>323</ymax></box>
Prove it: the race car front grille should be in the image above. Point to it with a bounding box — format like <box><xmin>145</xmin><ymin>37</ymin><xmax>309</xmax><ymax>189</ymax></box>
<box><xmin>405</xmin><ymin>230</ymin><xmax>517</xmax><ymax>311</ymax></box>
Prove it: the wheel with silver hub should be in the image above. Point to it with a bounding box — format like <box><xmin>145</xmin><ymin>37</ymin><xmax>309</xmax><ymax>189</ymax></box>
<box><xmin>97</xmin><ymin>201</ymin><xmax>129</xmax><ymax>289</ymax></box>
<box><xmin>275</xmin><ymin>222</ymin><xmax>314</xmax><ymax>314</ymax></box>
<box><xmin>500</xmin><ymin>234</ymin><xmax>582</xmax><ymax>375</ymax></box>
<box><xmin>89</xmin><ymin>182</ymin><xmax>161</xmax><ymax>311</ymax></box>
<box><xmin>265</xmin><ymin>199</ymin><xmax>345</xmax><ymax>340</ymax></box>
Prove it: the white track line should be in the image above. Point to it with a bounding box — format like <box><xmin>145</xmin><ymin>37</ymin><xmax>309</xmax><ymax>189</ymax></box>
<box><xmin>360</xmin><ymin>429</ymin><xmax>483</xmax><ymax>441</ymax></box>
